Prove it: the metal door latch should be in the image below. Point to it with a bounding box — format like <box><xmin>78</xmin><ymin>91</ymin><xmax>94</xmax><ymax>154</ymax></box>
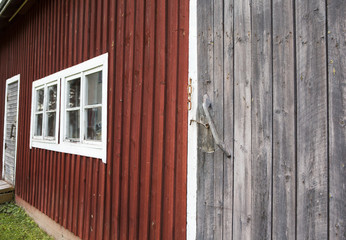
<box><xmin>202</xmin><ymin>94</ymin><xmax>232</xmax><ymax>158</ymax></box>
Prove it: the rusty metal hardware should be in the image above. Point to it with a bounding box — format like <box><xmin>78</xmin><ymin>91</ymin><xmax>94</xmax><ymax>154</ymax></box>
<box><xmin>187</xmin><ymin>78</ymin><xmax>192</xmax><ymax>110</ymax></box>
<box><xmin>202</xmin><ymin>94</ymin><xmax>232</xmax><ymax>158</ymax></box>
<box><xmin>10</xmin><ymin>124</ymin><xmax>15</xmax><ymax>138</ymax></box>
<box><xmin>189</xmin><ymin>119</ymin><xmax>210</xmax><ymax>129</ymax></box>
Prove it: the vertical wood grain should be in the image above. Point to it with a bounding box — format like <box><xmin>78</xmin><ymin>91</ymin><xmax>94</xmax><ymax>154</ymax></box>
<box><xmin>272</xmin><ymin>0</ymin><xmax>296</xmax><ymax>239</ymax></box>
<box><xmin>251</xmin><ymin>0</ymin><xmax>273</xmax><ymax>239</ymax></box>
<box><xmin>222</xmin><ymin>0</ymin><xmax>234</xmax><ymax>238</ymax></box>
<box><xmin>233</xmin><ymin>0</ymin><xmax>252</xmax><ymax>239</ymax></box>
<box><xmin>196</xmin><ymin>0</ymin><xmax>214</xmax><ymax>238</ymax></box>
<box><xmin>327</xmin><ymin>0</ymin><xmax>346</xmax><ymax>239</ymax></box>
<box><xmin>296</xmin><ymin>0</ymin><xmax>328</xmax><ymax>239</ymax></box>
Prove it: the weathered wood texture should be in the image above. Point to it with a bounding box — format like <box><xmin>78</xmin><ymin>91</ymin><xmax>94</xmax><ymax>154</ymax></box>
<box><xmin>197</xmin><ymin>0</ymin><xmax>345</xmax><ymax>239</ymax></box>
<box><xmin>296</xmin><ymin>0</ymin><xmax>328</xmax><ymax>239</ymax></box>
<box><xmin>0</xmin><ymin>0</ymin><xmax>189</xmax><ymax>239</ymax></box>
<box><xmin>327</xmin><ymin>0</ymin><xmax>346</xmax><ymax>239</ymax></box>
<box><xmin>3</xmin><ymin>81</ymin><xmax>19</xmax><ymax>185</ymax></box>
<box><xmin>272</xmin><ymin>0</ymin><xmax>296</xmax><ymax>239</ymax></box>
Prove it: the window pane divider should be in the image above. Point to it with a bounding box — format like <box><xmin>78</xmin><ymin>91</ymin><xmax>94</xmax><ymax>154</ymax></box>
<box><xmin>66</xmin><ymin>107</ymin><xmax>80</xmax><ymax>111</ymax></box>
<box><xmin>46</xmin><ymin>110</ymin><xmax>56</xmax><ymax>113</ymax></box>
<box><xmin>84</xmin><ymin>104</ymin><xmax>102</xmax><ymax>109</ymax></box>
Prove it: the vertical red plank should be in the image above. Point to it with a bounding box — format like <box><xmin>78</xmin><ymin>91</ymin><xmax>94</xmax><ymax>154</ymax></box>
<box><xmin>89</xmin><ymin>0</ymin><xmax>96</xmax><ymax>58</ymax></box>
<box><xmin>103</xmin><ymin>0</ymin><xmax>114</xmax><ymax>238</ymax></box>
<box><xmin>96</xmin><ymin>162</ymin><xmax>106</xmax><ymax>240</ymax></box>
<box><xmin>44</xmin><ymin>150</ymin><xmax>49</xmax><ymax>214</ymax></box>
<box><xmin>33</xmin><ymin>149</ymin><xmax>39</xmax><ymax>207</ymax></box>
<box><xmin>96</xmin><ymin>0</ymin><xmax>102</xmax><ymax>55</ymax></box>
<box><xmin>161</xmin><ymin>0</ymin><xmax>179</xmax><ymax>237</ymax></box>
<box><xmin>112</xmin><ymin>0</ymin><xmax>126</xmax><ymax>238</ymax></box>
<box><xmin>120</xmin><ymin>0</ymin><xmax>135</xmax><ymax>237</ymax></box>
<box><xmin>63</xmin><ymin>154</ymin><xmax>71</xmax><ymax>228</ymax></box>
<box><xmin>63</xmin><ymin>0</ymin><xmax>69</xmax><ymax>69</ymax></box>
<box><xmin>68</xmin><ymin>0</ymin><xmax>74</xmax><ymax>68</ymax></box>
<box><xmin>138</xmin><ymin>0</ymin><xmax>156</xmax><ymax>237</ymax></box>
<box><xmin>68</xmin><ymin>155</ymin><xmax>76</xmax><ymax>231</ymax></box>
<box><xmin>51</xmin><ymin>151</ymin><xmax>57</xmax><ymax>219</ymax></box>
<box><xmin>72</xmin><ymin>155</ymin><xmax>81</xmax><ymax>234</ymax></box>
<box><xmin>150</xmin><ymin>0</ymin><xmax>167</xmax><ymax>238</ymax></box>
<box><xmin>57</xmin><ymin>0</ymin><xmax>63</xmax><ymax>70</ymax></box>
<box><xmin>83</xmin><ymin>158</ymin><xmax>93</xmax><ymax>240</ymax></box>
<box><xmin>128</xmin><ymin>0</ymin><xmax>145</xmax><ymax>238</ymax></box>
<box><xmin>78</xmin><ymin>0</ymin><xmax>85</xmax><ymax>63</ymax></box>
<box><xmin>55</xmin><ymin>152</ymin><xmax>61</xmax><ymax>222</ymax></box>
<box><xmin>174</xmin><ymin>0</ymin><xmax>189</xmax><ymax>237</ymax></box>
<box><xmin>90</xmin><ymin>159</ymin><xmax>99</xmax><ymax>240</ymax></box>
<box><xmin>73</xmin><ymin>0</ymin><xmax>79</xmax><ymax>65</ymax></box>
<box><xmin>59</xmin><ymin>153</ymin><xmax>65</xmax><ymax>225</ymax></box>
<box><xmin>77</xmin><ymin>157</ymin><xmax>86</xmax><ymax>238</ymax></box>
<box><xmin>102</xmin><ymin>0</ymin><xmax>109</xmax><ymax>53</ymax></box>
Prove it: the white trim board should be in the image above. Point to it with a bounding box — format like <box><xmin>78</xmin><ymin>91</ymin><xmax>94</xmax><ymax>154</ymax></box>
<box><xmin>2</xmin><ymin>74</ymin><xmax>20</xmax><ymax>185</ymax></box>
<box><xmin>187</xmin><ymin>0</ymin><xmax>198</xmax><ymax>238</ymax></box>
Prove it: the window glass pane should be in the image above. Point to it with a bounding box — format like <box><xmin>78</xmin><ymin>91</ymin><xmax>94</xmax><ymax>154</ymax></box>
<box><xmin>85</xmin><ymin>107</ymin><xmax>102</xmax><ymax>141</ymax></box>
<box><xmin>46</xmin><ymin>112</ymin><xmax>56</xmax><ymax>138</ymax></box>
<box><xmin>66</xmin><ymin>110</ymin><xmax>80</xmax><ymax>140</ymax></box>
<box><xmin>34</xmin><ymin>114</ymin><xmax>43</xmax><ymax>136</ymax></box>
<box><xmin>47</xmin><ymin>85</ymin><xmax>57</xmax><ymax>110</ymax></box>
<box><xmin>36</xmin><ymin>89</ymin><xmax>44</xmax><ymax>111</ymax></box>
<box><xmin>67</xmin><ymin>78</ymin><xmax>80</xmax><ymax>108</ymax></box>
<box><xmin>86</xmin><ymin>71</ymin><xmax>102</xmax><ymax>105</ymax></box>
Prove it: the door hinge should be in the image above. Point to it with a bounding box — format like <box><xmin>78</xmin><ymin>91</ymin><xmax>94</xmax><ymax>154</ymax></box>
<box><xmin>187</xmin><ymin>78</ymin><xmax>192</xmax><ymax>110</ymax></box>
<box><xmin>7</xmin><ymin>93</ymin><xmax>9</xmax><ymax>101</ymax></box>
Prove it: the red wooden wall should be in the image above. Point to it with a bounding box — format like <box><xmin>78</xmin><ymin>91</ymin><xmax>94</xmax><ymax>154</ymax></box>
<box><xmin>0</xmin><ymin>0</ymin><xmax>189</xmax><ymax>239</ymax></box>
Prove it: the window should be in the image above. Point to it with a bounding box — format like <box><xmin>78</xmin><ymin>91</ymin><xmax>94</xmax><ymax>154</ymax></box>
<box><xmin>31</xmin><ymin>78</ymin><xmax>60</xmax><ymax>143</ymax></box>
<box><xmin>30</xmin><ymin>53</ymin><xmax>108</xmax><ymax>163</ymax></box>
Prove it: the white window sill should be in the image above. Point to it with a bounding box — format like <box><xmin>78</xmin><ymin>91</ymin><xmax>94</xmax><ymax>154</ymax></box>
<box><xmin>31</xmin><ymin>141</ymin><xmax>106</xmax><ymax>163</ymax></box>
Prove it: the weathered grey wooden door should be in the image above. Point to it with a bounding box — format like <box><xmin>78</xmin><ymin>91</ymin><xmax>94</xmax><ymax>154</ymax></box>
<box><xmin>2</xmin><ymin>75</ymin><xmax>20</xmax><ymax>185</ymax></box>
<box><xmin>195</xmin><ymin>0</ymin><xmax>346</xmax><ymax>239</ymax></box>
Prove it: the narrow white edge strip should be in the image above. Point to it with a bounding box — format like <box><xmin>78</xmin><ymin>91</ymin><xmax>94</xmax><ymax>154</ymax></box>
<box><xmin>187</xmin><ymin>0</ymin><xmax>198</xmax><ymax>239</ymax></box>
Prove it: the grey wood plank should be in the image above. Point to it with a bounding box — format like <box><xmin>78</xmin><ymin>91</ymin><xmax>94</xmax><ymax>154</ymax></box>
<box><xmin>197</xmin><ymin>0</ymin><xmax>215</xmax><ymax>238</ymax></box>
<box><xmin>296</xmin><ymin>0</ymin><xmax>328</xmax><ymax>239</ymax></box>
<box><xmin>212</xmin><ymin>0</ymin><xmax>224</xmax><ymax>238</ymax></box>
<box><xmin>223</xmin><ymin>0</ymin><xmax>234</xmax><ymax>239</ymax></box>
<box><xmin>327</xmin><ymin>0</ymin><xmax>346</xmax><ymax>239</ymax></box>
<box><xmin>233</xmin><ymin>0</ymin><xmax>252</xmax><ymax>239</ymax></box>
<box><xmin>251</xmin><ymin>0</ymin><xmax>273</xmax><ymax>239</ymax></box>
<box><xmin>272</xmin><ymin>0</ymin><xmax>296</xmax><ymax>239</ymax></box>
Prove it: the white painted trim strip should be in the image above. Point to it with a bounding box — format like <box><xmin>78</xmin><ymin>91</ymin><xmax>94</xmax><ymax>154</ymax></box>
<box><xmin>187</xmin><ymin>0</ymin><xmax>198</xmax><ymax>238</ymax></box>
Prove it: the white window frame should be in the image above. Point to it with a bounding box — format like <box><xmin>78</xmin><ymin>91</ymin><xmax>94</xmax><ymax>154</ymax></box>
<box><xmin>60</xmin><ymin>54</ymin><xmax>108</xmax><ymax>162</ymax></box>
<box><xmin>30</xmin><ymin>53</ymin><xmax>108</xmax><ymax>163</ymax></box>
<box><xmin>30</xmin><ymin>74</ymin><xmax>60</xmax><ymax>147</ymax></box>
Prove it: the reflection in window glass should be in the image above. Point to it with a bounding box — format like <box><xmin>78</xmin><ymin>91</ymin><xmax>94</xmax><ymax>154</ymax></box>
<box><xmin>86</xmin><ymin>71</ymin><xmax>102</xmax><ymax>105</ymax></box>
<box><xmin>46</xmin><ymin>112</ymin><xmax>56</xmax><ymax>137</ymax></box>
<box><xmin>67</xmin><ymin>78</ymin><xmax>80</xmax><ymax>108</ymax></box>
<box><xmin>36</xmin><ymin>89</ymin><xmax>44</xmax><ymax>111</ymax></box>
<box><xmin>47</xmin><ymin>85</ymin><xmax>57</xmax><ymax>110</ymax></box>
<box><xmin>85</xmin><ymin>107</ymin><xmax>102</xmax><ymax>141</ymax></box>
<box><xmin>35</xmin><ymin>114</ymin><xmax>43</xmax><ymax>136</ymax></box>
<box><xmin>66</xmin><ymin>110</ymin><xmax>80</xmax><ymax>140</ymax></box>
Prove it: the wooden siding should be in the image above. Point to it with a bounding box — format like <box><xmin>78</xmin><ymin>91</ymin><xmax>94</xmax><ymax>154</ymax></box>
<box><xmin>196</xmin><ymin>0</ymin><xmax>346</xmax><ymax>240</ymax></box>
<box><xmin>0</xmin><ymin>0</ymin><xmax>188</xmax><ymax>239</ymax></box>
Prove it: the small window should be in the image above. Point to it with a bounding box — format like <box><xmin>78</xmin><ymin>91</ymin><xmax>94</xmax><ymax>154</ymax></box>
<box><xmin>62</xmin><ymin>67</ymin><xmax>105</xmax><ymax>147</ymax></box>
<box><xmin>31</xmin><ymin>80</ymin><xmax>59</xmax><ymax>142</ymax></box>
<box><xmin>30</xmin><ymin>53</ymin><xmax>108</xmax><ymax>163</ymax></box>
